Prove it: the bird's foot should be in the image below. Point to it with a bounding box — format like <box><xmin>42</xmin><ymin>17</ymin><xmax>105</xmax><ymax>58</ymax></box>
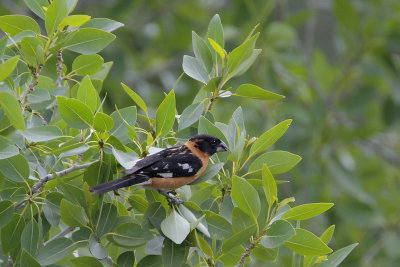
<box><xmin>158</xmin><ymin>190</ymin><xmax>184</xmax><ymax>206</ymax></box>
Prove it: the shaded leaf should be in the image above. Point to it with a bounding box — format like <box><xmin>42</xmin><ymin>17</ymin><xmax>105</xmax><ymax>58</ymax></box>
<box><xmin>70</xmin><ymin>256</ymin><xmax>103</xmax><ymax>267</ymax></box>
<box><xmin>21</xmin><ymin>249</ymin><xmax>41</xmax><ymax>267</ymax></box>
<box><xmin>21</xmin><ymin>219</ymin><xmax>40</xmax><ymax>255</ymax></box>
<box><xmin>162</xmin><ymin>239</ymin><xmax>186</xmax><ymax>267</ymax></box>
<box><xmin>60</xmin><ymin>198</ymin><xmax>88</xmax><ymax>227</ymax></box>
<box><xmin>0</xmin><ymin>136</ymin><xmax>19</xmax><ymax>159</ymax></box>
<box><xmin>113</xmin><ymin>223</ymin><xmax>153</xmax><ymax>247</ymax></box>
<box><xmin>0</xmin><ymin>200</ymin><xmax>14</xmax><ymax>227</ymax></box>
<box><xmin>23</xmin><ymin>126</ymin><xmax>63</xmax><ymax>142</ymax></box>
<box><xmin>0</xmin><ymin>154</ymin><xmax>29</xmax><ymax>182</ymax></box>
<box><xmin>1</xmin><ymin>213</ymin><xmax>26</xmax><ymax>253</ymax></box>
<box><xmin>36</xmin><ymin>237</ymin><xmax>74</xmax><ymax>265</ymax></box>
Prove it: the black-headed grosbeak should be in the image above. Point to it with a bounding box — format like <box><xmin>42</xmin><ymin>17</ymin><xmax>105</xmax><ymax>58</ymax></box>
<box><xmin>89</xmin><ymin>134</ymin><xmax>228</xmax><ymax>203</ymax></box>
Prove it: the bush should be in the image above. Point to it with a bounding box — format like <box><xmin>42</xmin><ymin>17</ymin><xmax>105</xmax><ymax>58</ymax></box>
<box><xmin>0</xmin><ymin>0</ymin><xmax>357</xmax><ymax>266</ymax></box>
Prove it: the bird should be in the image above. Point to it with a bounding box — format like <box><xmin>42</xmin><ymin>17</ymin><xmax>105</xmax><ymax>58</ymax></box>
<box><xmin>89</xmin><ymin>134</ymin><xmax>228</xmax><ymax>204</ymax></box>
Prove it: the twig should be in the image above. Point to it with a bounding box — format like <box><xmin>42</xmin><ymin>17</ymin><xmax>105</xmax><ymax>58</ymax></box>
<box><xmin>23</xmin><ymin>64</ymin><xmax>43</xmax><ymax>104</ymax></box>
<box><xmin>56</xmin><ymin>50</ymin><xmax>64</xmax><ymax>87</ymax></box>
<box><xmin>236</xmin><ymin>243</ymin><xmax>255</xmax><ymax>266</ymax></box>
<box><xmin>15</xmin><ymin>160</ymin><xmax>99</xmax><ymax>210</ymax></box>
<box><xmin>43</xmin><ymin>226</ymin><xmax>76</xmax><ymax>246</ymax></box>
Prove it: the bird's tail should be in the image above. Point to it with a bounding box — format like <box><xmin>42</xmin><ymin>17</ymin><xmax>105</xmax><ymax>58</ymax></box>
<box><xmin>89</xmin><ymin>174</ymin><xmax>149</xmax><ymax>194</ymax></box>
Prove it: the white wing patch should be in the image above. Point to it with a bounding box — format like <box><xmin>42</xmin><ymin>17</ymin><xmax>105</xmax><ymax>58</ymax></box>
<box><xmin>157</xmin><ymin>172</ymin><xmax>173</xmax><ymax>178</ymax></box>
<box><xmin>178</xmin><ymin>163</ymin><xmax>190</xmax><ymax>170</ymax></box>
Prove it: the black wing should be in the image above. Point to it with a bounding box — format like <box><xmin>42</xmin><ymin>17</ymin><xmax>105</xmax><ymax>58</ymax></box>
<box><xmin>120</xmin><ymin>144</ymin><xmax>198</xmax><ymax>175</ymax></box>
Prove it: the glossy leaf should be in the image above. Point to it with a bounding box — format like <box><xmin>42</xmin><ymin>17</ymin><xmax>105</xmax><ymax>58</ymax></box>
<box><xmin>110</xmin><ymin>106</ymin><xmax>137</xmax><ymax>138</ymax></box>
<box><xmin>57</xmin><ymin>96</ymin><xmax>93</xmax><ymax>129</ymax></box>
<box><xmin>261</xmin><ymin>220</ymin><xmax>295</xmax><ymax>248</ymax></box>
<box><xmin>95</xmin><ymin>203</ymin><xmax>117</xmax><ymax>237</ymax></box>
<box><xmin>249</xmin><ymin>119</ymin><xmax>292</xmax><ymax>157</ymax></box>
<box><xmin>156</xmin><ymin>90</ymin><xmax>175</xmax><ymax>138</ymax></box>
<box><xmin>318</xmin><ymin>243</ymin><xmax>358</xmax><ymax>267</ymax></box>
<box><xmin>70</xmin><ymin>256</ymin><xmax>103</xmax><ymax>267</ymax></box>
<box><xmin>113</xmin><ymin>223</ymin><xmax>153</xmax><ymax>247</ymax></box>
<box><xmin>23</xmin><ymin>126</ymin><xmax>63</xmax><ymax>142</ymax></box>
<box><xmin>121</xmin><ymin>83</ymin><xmax>148</xmax><ymax>115</ymax></box>
<box><xmin>178</xmin><ymin>101</ymin><xmax>205</xmax><ymax>130</ymax></box>
<box><xmin>0</xmin><ymin>200</ymin><xmax>14</xmax><ymax>227</ymax></box>
<box><xmin>190</xmin><ymin>162</ymin><xmax>224</xmax><ymax>185</ymax></box>
<box><xmin>21</xmin><ymin>219</ymin><xmax>40</xmax><ymax>255</ymax></box>
<box><xmin>93</xmin><ymin>112</ymin><xmax>114</xmax><ymax>131</ymax></box>
<box><xmin>117</xmin><ymin>251</ymin><xmax>135</xmax><ymax>267</ymax></box>
<box><xmin>60</xmin><ymin>198</ymin><xmax>88</xmax><ymax>227</ymax></box>
<box><xmin>221</xmin><ymin>224</ymin><xmax>257</xmax><ymax>252</ymax></box>
<box><xmin>36</xmin><ymin>237</ymin><xmax>74</xmax><ymax>265</ymax></box>
<box><xmin>227</xmin><ymin>33</ymin><xmax>259</xmax><ymax>76</ymax></box>
<box><xmin>284</xmin><ymin>229</ymin><xmax>333</xmax><ymax>256</ymax></box>
<box><xmin>58</xmin><ymin>14</ymin><xmax>91</xmax><ymax>30</ymax></box>
<box><xmin>281</xmin><ymin>203</ymin><xmax>334</xmax><ymax>221</ymax></box>
<box><xmin>64</xmin><ymin>28</ymin><xmax>116</xmax><ymax>54</ymax></box>
<box><xmin>45</xmin><ymin>0</ymin><xmax>68</xmax><ymax>35</ymax></box>
<box><xmin>72</xmin><ymin>54</ymin><xmax>104</xmax><ymax>75</ymax></box>
<box><xmin>250</xmin><ymin>150</ymin><xmax>302</xmax><ymax>174</ymax></box>
<box><xmin>81</xmin><ymin>18</ymin><xmax>124</xmax><ymax>32</ymax></box>
<box><xmin>232</xmin><ymin>175</ymin><xmax>260</xmax><ymax>218</ymax></box>
<box><xmin>0</xmin><ymin>154</ymin><xmax>29</xmax><ymax>182</ymax></box>
<box><xmin>0</xmin><ymin>136</ymin><xmax>19</xmax><ymax>159</ymax></box>
<box><xmin>89</xmin><ymin>234</ymin><xmax>108</xmax><ymax>259</ymax></box>
<box><xmin>0</xmin><ymin>55</ymin><xmax>19</xmax><ymax>82</ymax></box>
<box><xmin>262</xmin><ymin>164</ymin><xmax>277</xmax><ymax>207</ymax></box>
<box><xmin>204</xmin><ymin>210</ymin><xmax>233</xmax><ymax>239</ymax></box>
<box><xmin>161</xmin><ymin>209</ymin><xmax>191</xmax><ymax>244</ymax></box>
<box><xmin>162</xmin><ymin>239</ymin><xmax>186</xmax><ymax>267</ymax></box>
<box><xmin>21</xmin><ymin>249</ymin><xmax>41</xmax><ymax>267</ymax></box>
<box><xmin>192</xmin><ymin>31</ymin><xmax>213</xmax><ymax>73</ymax></box>
<box><xmin>23</xmin><ymin>0</ymin><xmax>49</xmax><ymax>20</ymax></box>
<box><xmin>0</xmin><ymin>91</ymin><xmax>25</xmax><ymax>130</ymax></box>
<box><xmin>208</xmin><ymin>37</ymin><xmax>225</xmax><ymax>61</ymax></box>
<box><xmin>182</xmin><ymin>55</ymin><xmax>209</xmax><ymax>84</ymax></box>
<box><xmin>207</xmin><ymin>14</ymin><xmax>224</xmax><ymax>49</ymax></box>
<box><xmin>1</xmin><ymin>214</ymin><xmax>25</xmax><ymax>253</ymax></box>
<box><xmin>236</xmin><ymin>84</ymin><xmax>284</xmax><ymax>100</ymax></box>
<box><xmin>77</xmin><ymin>75</ymin><xmax>99</xmax><ymax>113</ymax></box>
<box><xmin>0</xmin><ymin>15</ymin><xmax>40</xmax><ymax>36</ymax></box>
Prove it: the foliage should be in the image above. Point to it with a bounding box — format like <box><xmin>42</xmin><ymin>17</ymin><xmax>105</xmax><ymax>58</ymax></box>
<box><xmin>0</xmin><ymin>1</ymin><xmax>365</xmax><ymax>267</ymax></box>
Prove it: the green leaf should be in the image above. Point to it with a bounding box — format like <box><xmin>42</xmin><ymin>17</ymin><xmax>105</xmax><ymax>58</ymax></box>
<box><xmin>89</xmin><ymin>234</ymin><xmax>108</xmax><ymax>259</ymax></box>
<box><xmin>64</xmin><ymin>28</ymin><xmax>116</xmax><ymax>54</ymax></box>
<box><xmin>21</xmin><ymin>219</ymin><xmax>40</xmax><ymax>255</ymax></box>
<box><xmin>262</xmin><ymin>164</ymin><xmax>277</xmax><ymax>207</ymax></box>
<box><xmin>190</xmin><ymin>162</ymin><xmax>224</xmax><ymax>185</ymax></box>
<box><xmin>36</xmin><ymin>237</ymin><xmax>74</xmax><ymax>265</ymax></box>
<box><xmin>188</xmin><ymin>230</ymin><xmax>213</xmax><ymax>259</ymax></box>
<box><xmin>110</xmin><ymin>106</ymin><xmax>137</xmax><ymax>138</ymax></box>
<box><xmin>0</xmin><ymin>136</ymin><xmax>19</xmax><ymax>159</ymax></box>
<box><xmin>0</xmin><ymin>200</ymin><xmax>14</xmax><ymax>227</ymax></box>
<box><xmin>1</xmin><ymin>213</ymin><xmax>25</xmax><ymax>253</ymax></box>
<box><xmin>236</xmin><ymin>84</ymin><xmax>284</xmax><ymax>100</ymax></box>
<box><xmin>0</xmin><ymin>91</ymin><xmax>25</xmax><ymax>131</ymax></box>
<box><xmin>20</xmin><ymin>37</ymin><xmax>43</xmax><ymax>66</ymax></box>
<box><xmin>252</xmin><ymin>245</ymin><xmax>278</xmax><ymax>261</ymax></box>
<box><xmin>0</xmin><ymin>15</ymin><xmax>41</xmax><ymax>36</ymax></box>
<box><xmin>70</xmin><ymin>256</ymin><xmax>103</xmax><ymax>267</ymax></box>
<box><xmin>57</xmin><ymin>96</ymin><xmax>94</xmax><ymax>129</ymax></box>
<box><xmin>0</xmin><ymin>55</ymin><xmax>20</xmax><ymax>82</ymax></box>
<box><xmin>23</xmin><ymin>126</ymin><xmax>63</xmax><ymax>142</ymax></box>
<box><xmin>77</xmin><ymin>75</ymin><xmax>99</xmax><ymax>113</ymax></box>
<box><xmin>249</xmin><ymin>119</ymin><xmax>292</xmax><ymax>157</ymax></box>
<box><xmin>232</xmin><ymin>207</ymin><xmax>257</xmax><ymax>233</ymax></box>
<box><xmin>320</xmin><ymin>225</ymin><xmax>335</xmax><ymax>244</ymax></box>
<box><xmin>113</xmin><ymin>223</ymin><xmax>153</xmax><ymax>247</ymax></box>
<box><xmin>142</xmin><ymin>202</ymin><xmax>166</xmax><ymax>232</ymax></box>
<box><xmin>207</xmin><ymin>14</ymin><xmax>224</xmax><ymax>49</ymax></box>
<box><xmin>231</xmin><ymin>49</ymin><xmax>261</xmax><ymax>77</ymax></box>
<box><xmin>93</xmin><ymin>112</ymin><xmax>114</xmax><ymax>131</ymax></box>
<box><xmin>117</xmin><ymin>251</ymin><xmax>135</xmax><ymax>267</ymax></box>
<box><xmin>221</xmin><ymin>224</ymin><xmax>257</xmax><ymax>252</ymax></box>
<box><xmin>249</xmin><ymin>151</ymin><xmax>302</xmax><ymax>174</ymax></box>
<box><xmin>178</xmin><ymin>205</ymin><xmax>209</xmax><ymax>237</ymax></box>
<box><xmin>23</xmin><ymin>0</ymin><xmax>49</xmax><ymax>20</ymax></box>
<box><xmin>202</xmin><ymin>76</ymin><xmax>222</xmax><ymax>92</ymax></box>
<box><xmin>161</xmin><ymin>209</ymin><xmax>191</xmax><ymax>244</ymax></box>
<box><xmin>45</xmin><ymin>0</ymin><xmax>68</xmax><ymax>35</ymax></box>
<box><xmin>27</xmin><ymin>89</ymin><xmax>51</xmax><ymax>104</ymax></box>
<box><xmin>318</xmin><ymin>243</ymin><xmax>358</xmax><ymax>267</ymax></box>
<box><xmin>182</xmin><ymin>55</ymin><xmax>209</xmax><ymax>84</ymax></box>
<box><xmin>231</xmin><ymin>175</ymin><xmax>260</xmax><ymax>218</ymax></box>
<box><xmin>218</xmin><ymin>246</ymin><xmax>246</xmax><ymax>266</ymax></box>
<box><xmin>0</xmin><ymin>35</ymin><xmax>8</xmax><ymax>59</ymax></box>
<box><xmin>178</xmin><ymin>101</ymin><xmax>204</xmax><ymax>130</ymax></box>
<box><xmin>72</xmin><ymin>54</ymin><xmax>104</xmax><ymax>75</ymax></box>
<box><xmin>128</xmin><ymin>195</ymin><xmax>149</xmax><ymax>213</ymax></box>
<box><xmin>156</xmin><ymin>90</ymin><xmax>176</xmax><ymax>138</ymax></box>
<box><xmin>198</xmin><ymin>116</ymin><xmax>228</xmax><ymax>145</ymax></box>
<box><xmin>192</xmin><ymin>31</ymin><xmax>213</xmax><ymax>73</ymax></box>
<box><xmin>208</xmin><ymin>37</ymin><xmax>225</xmax><ymax>61</ymax></box>
<box><xmin>281</xmin><ymin>203</ymin><xmax>334</xmax><ymax>221</ymax></box>
<box><xmin>0</xmin><ymin>154</ymin><xmax>29</xmax><ymax>182</ymax></box>
<box><xmin>333</xmin><ymin>0</ymin><xmax>359</xmax><ymax>32</ymax></box>
<box><xmin>261</xmin><ymin>220</ymin><xmax>295</xmax><ymax>248</ymax></box>
<box><xmin>81</xmin><ymin>18</ymin><xmax>124</xmax><ymax>32</ymax></box>
<box><xmin>95</xmin><ymin>203</ymin><xmax>117</xmax><ymax>238</ymax></box>
<box><xmin>58</xmin><ymin>15</ymin><xmax>91</xmax><ymax>30</ymax></box>
<box><xmin>162</xmin><ymin>239</ymin><xmax>186</xmax><ymax>267</ymax></box>
<box><xmin>137</xmin><ymin>255</ymin><xmax>162</xmax><ymax>267</ymax></box>
<box><xmin>42</xmin><ymin>192</ymin><xmax>63</xmax><ymax>227</ymax></box>
<box><xmin>284</xmin><ymin>229</ymin><xmax>333</xmax><ymax>256</ymax></box>
<box><xmin>60</xmin><ymin>198</ymin><xmax>88</xmax><ymax>227</ymax></box>
<box><xmin>227</xmin><ymin>33</ymin><xmax>259</xmax><ymax>76</ymax></box>
<box><xmin>21</xmin><ymin>249</ymin><xmax>41</xmax><ymax>267</ymax></box>
<box><xmin>203</xmin><ymin>211</ymin><xmax>233</xmax><ymax>239</ymax></box>
<box><xmin>121</xmin><ymin>83</ymin><xmax>148</xmax><ymax>115</ymax></box>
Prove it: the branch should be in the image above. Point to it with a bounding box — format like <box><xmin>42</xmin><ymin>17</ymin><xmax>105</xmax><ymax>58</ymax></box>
<box><xmin>236</xmin><ymin>243</ymin><xmax>255</xmax><ymax>266</ymax></box>
<box><xmin>43</xmin><ymin>226</ymin><xmax>76</xmax><ymax>246</ymax></box>
<box><xmin>56</xmin><ymin>50</ymin><xmax>64</xmax><ymax>87</ymax></box>
<box><xmin>23</xmin><ymin>64</ymin><xmax>43</xmax><ymax>104</ymax></box>
<box><xmin>15</xmin><ymin>160</ymin><xmax>98</xmax><ymax>210</ymax></box>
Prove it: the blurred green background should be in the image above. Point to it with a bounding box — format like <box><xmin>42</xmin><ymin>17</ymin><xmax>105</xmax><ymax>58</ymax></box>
<box><xmin>2</xmin><ymin>0</ymin><xmax>399</xmax><ymax>266</ymax></box>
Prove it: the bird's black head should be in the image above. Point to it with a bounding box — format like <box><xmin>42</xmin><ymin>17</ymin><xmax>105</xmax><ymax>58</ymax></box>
<box><xmin>189</xmin><ymin>134</ymin><xmax>228</xmax><ymax>155</ymax></box>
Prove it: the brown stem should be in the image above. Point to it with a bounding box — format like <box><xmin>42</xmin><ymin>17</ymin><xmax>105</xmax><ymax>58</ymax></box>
<box><xmin>56</xmin><ymin>50</ymin><xmax>64</xmax><ymax>87</ymax></box>
<box><xmin>23</xmin><ymin>64</ymin><xmax>43</xmax><ymax>104</ymax></box>
<box><xmin>206</xmin><ymin>93</ymin><xmax>217</xmax><ymax>111</ymax></box>
<box><xmin>236</xmin><ymin>243</ymin><xmax>255</xmax><ymax>266</ymax></box>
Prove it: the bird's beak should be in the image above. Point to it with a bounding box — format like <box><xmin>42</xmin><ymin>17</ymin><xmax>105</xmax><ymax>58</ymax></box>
<box><xmin>216</xmin><ymin>141</ymin><xmax>229</xmax><ymax>152</ymax></box>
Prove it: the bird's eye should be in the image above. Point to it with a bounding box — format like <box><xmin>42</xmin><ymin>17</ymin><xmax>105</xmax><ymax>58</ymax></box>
<box><xmin>211</xmin><ymin>139</ymin><xmax>218</xmax><ymax>145</ymax></box>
